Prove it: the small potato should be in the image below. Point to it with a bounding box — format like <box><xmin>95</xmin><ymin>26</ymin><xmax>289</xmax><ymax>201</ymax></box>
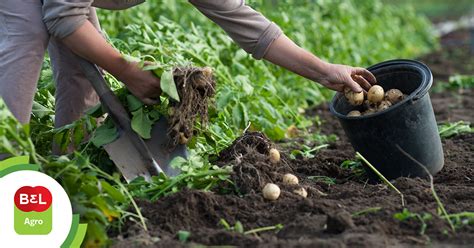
<box><xmin>344</xmin><ymin>88</ymin><xmax>364</xmax><ymax>106</ymax></box>
<box><xmin>293</xmin><ymin>187</ymin><xmax>308</xmax><ymax>198</ymax></box>
<box><xmin>286</xmin><ymin>125</ymin><xmax>299</xmax><ymax>138</ymax></box>
<box><xmin>368</xmin><ymin>85</ymin><xmax>384</xmax><ymax>104</ymax></box>
<box><xmin>263</xmin><ymin>183</ymin><xmax>280</xmax><ymax>200</ymax></box>
<box><xmin>168</xmin><ymin>107</ymin><xmax>175</xmax><ymax>116</ymax></box>
<box><xmin>269</xmin><ymin>148</ymin><xmax>281</xmax><ymax>164</ymax></box>
<box><xmin>363</xmin><ymin>100</ymin><xmax>377</xmax><ymax>110</ymax></box>
<box><xmin>378</xmin><ymin>100</ymin><xmax>392</xmax><ymax>111</ymax></box>
<box><xmin>282</xmin><ymin>173</ymin><xmax>299</xmax><ymax>185</ymax></box>
<box><xmin>363</xmin><ymin>108</ymin><xmax>377</xmax><ymax>116</ymax></box>
<box><xmin>179</xmin><ymin>132</ymin><xmax>188</xmax><ymax>144</ymax></box>
<box><xmin>202</xmin><ymin>67</ymin><xmax>213</xmax><ymax>78</ymax></box>
<box><xmin>385</xmin><ymin>89</ymin><xmax>404</xmax><ymax>104</ymax></box>
<box><xmin>347</xmin><ymin>110</ymin><xmax>361</xmax><ymax>117</ymax></box>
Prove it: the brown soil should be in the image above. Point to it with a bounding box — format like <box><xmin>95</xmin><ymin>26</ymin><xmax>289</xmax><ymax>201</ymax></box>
<box><xmin>112</xmin><ymin>30</ymin><xmax>474</xmax><ymax>247</ymax></box>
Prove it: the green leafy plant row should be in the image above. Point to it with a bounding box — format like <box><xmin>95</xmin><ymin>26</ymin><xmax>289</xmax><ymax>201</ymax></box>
<box><xmin>97</xmin><ymin>0</ymin><xmax>437</xmax><ymax>148</ymax></box>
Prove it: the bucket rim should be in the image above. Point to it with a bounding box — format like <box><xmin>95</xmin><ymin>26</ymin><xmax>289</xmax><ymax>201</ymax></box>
<box><xmin>329</xmin><ymin>59</ymin><xmax>433</xmax><ymax>120</ymax></box>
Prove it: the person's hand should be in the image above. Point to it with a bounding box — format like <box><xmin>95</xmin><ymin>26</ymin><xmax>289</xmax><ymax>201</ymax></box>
<box><xmin>115</xmin><ymin>62</ymin><xmax>162</xmax><ymax>105</ymax></box>
<box><xmin>317</xmin><ymin>63</ymin><xmax>377</xmax><ymax>92</ymax></box>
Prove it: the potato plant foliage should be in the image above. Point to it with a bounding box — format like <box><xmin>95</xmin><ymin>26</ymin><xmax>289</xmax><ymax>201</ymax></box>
<box><xmin>9</xmin><ymin>0</ymin><xmax>437</xmax><ymax>246</ymax></box>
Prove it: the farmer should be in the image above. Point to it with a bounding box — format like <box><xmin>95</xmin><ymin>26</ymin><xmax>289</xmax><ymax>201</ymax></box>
<box><xmin>0</xmin><ymin>0</ymin><xmax>376</xmax><ymax>128</ymax></box>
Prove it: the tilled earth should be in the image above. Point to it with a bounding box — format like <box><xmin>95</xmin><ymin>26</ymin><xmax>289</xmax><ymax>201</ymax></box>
<box><xmin>112</xmin><ymin>29</ymin><xmax>474</xmax><ymax>247</ymax></box>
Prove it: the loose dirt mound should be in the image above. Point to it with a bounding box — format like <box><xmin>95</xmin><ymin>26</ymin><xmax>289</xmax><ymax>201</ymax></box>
<box><xmin>217</xmin><ymin>132</ymin><xmax>297</xmax><ymax>195</ymax></box>
<box><xmin>114</xmin><ymin>134</ymin><xmax>474</xmax><ymax>247</ymax></box>
<box><xmin>112</xmin><ymin>29</ymin><xmax>474</xmax><ymax>247</ymax></box>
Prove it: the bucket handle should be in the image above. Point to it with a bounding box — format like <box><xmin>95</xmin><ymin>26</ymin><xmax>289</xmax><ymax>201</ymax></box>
<box><xmin>412</xmin><ymin>70</ymin><xmax>432</xmax><ymax>102</ymax></box>
<box><xmin>412</xmin><ymin>85</ymin><xmax>429</xmax><ymax>102</ymax></box>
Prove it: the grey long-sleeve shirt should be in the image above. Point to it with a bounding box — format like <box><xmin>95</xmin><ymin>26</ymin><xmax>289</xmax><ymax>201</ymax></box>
<box><xmin>42</xmin><ymin>0</ymin><xmax>282</xmax><ymax>59</ymax></box>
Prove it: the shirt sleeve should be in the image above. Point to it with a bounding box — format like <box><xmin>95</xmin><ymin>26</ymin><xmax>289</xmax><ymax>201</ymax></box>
<box><xmin>189</xmin><ymin>0</ymin><xmax>282</xmax><ymax>59</ymax></box>
<box><xmin>42</xmin><ymin>0</ymin><xmax>92</xmax><ymax>39</ymax></box>
<box><xmin>42</xmin><ymin>0</ymin><xmax>145</xmax><ymax>39</ymax></box>
<box><xmin>92</xmin><ymin>0</ymin><xmax>145</xmax><ymax>10</ymax></box>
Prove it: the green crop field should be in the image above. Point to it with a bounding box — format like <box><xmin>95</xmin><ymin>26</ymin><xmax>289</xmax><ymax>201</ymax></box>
<box><xmin>3</xmin><ymin>0</ymin><xmax>474</xmax><ymax>247</ymax></box>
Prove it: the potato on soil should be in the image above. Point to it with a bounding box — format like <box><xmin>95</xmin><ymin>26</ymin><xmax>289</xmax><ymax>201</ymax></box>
<box><xmin>286</xmin><ymin>125</ymin><xmax>299</xmax><ymax>138</ymax></box>
<box><xmin>347</xmin><ymin>110</ymin><xmax>361</xmax><ymax>117</ymax></box>
<box><xmin>282</xmin><ymin>173</ymin><xmax>299</xmax><ymax>185</ymax></box>
<box><xmin>385</xmin><ymin>89</ymin><xmax>404</xmax><ymax>104</ymax></box>
<box><xmin>367</xmin><ymin>85</ymin><xmax>384</xmax><ymax>103</ymax></box>
<box><xmin>269</xmin><ymin>148</ymin><xmax>281</xmax><ymax>164</ymax></box>
<box><xmin>293</xmin><ymin>187</ymin><xmax>308</xmax><ymax>198</ymax></box>
<box><xmin>262</xmin><ymin>183</ymin><xmax>280</xmax><ymax>200</ymax></box>
<box><xmin>344</xmin><ymin>88</ymin><xmax>364</xmax><ymax>106</ymax></box>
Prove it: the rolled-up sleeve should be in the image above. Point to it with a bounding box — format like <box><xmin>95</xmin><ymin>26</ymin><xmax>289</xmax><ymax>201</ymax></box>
<box><xmin>42</xmin><ymin>0</ymin><xmax>92</xmax><ymax>39</ymax></box>
<box><xmin>189</xmin><ymin>0</ymin><xmax>282</xmax><ymax>59</ymax></box>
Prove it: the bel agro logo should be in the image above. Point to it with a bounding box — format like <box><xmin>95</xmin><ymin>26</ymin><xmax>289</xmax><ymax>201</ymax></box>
<box><xmin>14</xmin><ymin>186</ymin><xmax>53</xmax><ymax>235</ymax></box>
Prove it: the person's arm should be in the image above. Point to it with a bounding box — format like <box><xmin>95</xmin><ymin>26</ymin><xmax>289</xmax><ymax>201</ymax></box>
<box><xmin>42</xmin><ymin>0</ymin><xmax>160</xmax><ymax>104</ymax></box>
<box><xmin>263</xmin><ymin>34</ymin><xmax>376</xmax><ymax>92</ymax></box>
<box><xmin>61</xmin><ymin>21</ymin><xmax>161</xmax><ymax>105</ymax></box>
<box><xmin>190</xmin><ymin>0</ymin><xmax>375</xmax><ymax>92</ymax></box>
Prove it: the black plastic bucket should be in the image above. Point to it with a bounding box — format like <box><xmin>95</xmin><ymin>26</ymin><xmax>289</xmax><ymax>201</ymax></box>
<box><xmin>329</xmin><ymin>59</ymin><xmax>444</xmax><ymax>180</ymax></box>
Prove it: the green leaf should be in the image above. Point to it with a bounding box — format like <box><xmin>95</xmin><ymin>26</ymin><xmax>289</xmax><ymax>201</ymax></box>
<box><xmin>73</xmin><ymin>125</ymin><xmax>84</xmax><ymax>147</ymax></box>
<box><xmin>394</xmin><ymin>209</ymin><xmax>413</xmax><ymax>221</ymax></box>
<box><xmin>81</xmin><ymin>184</ymin><xmax>100</xmax><ymax>197</ymax></box>
<box><xmin>438</xmin><ymin>121</ymin><xmax>473</xmax><ymax>138</ymax></box>
<box><xmin>160</xmin><ymin>69</ymin><xmax>180</xmax><ymax>102</ymax></box>
<box><xmin>216</xmin><ymin>89</ymin><xmax>233</xmax><ymax>110</ymax></box>
<box><xmin>178</xmin><ymin>230</ymin><xmax>190</xmax><ymax>243</ymax></box>
<box><xmin>219</xmin><ymin>219</ymin><xmax>231</xmax><ymax>230</ymax></box>
<box><xmin>131</xmin><ymin>108</ymin><xmax>154</xmax><ymax>139</ymax></box>
<box><xmin>126</xmin><ymin>94</ymin><xmax>144</xmax><ymax>112</ymax></box>
<box><xmin>235</xmin><ymin>75</ymin><xmax>253</xmax><ymax>96</ymax></box>
<box><xmin>234</xmin><ymin>221</ymin><xmax>244</xmax><ymax>233</ymax></box>
<box><xmin>169</xmin><ymin>156</ymin><xmax>188</xmax><ymax>169</ymax></box>
<box><xmin>148</xmin><ymin>109</ymin><xmax>161</xmax><ymax>122</ymax></box>
<box><xmin>152</xmin><ymin>68</ymin><xmax>164</xmax><ymax>77</ymax></box>
<box><xmin>54</xmin><ymin>131</ymin><xmax>66</xmax><ymax>149</ymax></box>
<box><xmin>91</xmin><ymin>124</ymin><xmax>119</xmax><ymax>147</ymax></box>
<box><xmin>31</xmin><ymin>101</ymin><xmax>52</xmax><ymax>118</ymax></box>
<box><xmin>232</xmin><ymin>103</ymin><xmax>243</xmax><ymax>127</ymax></box>
<box><xmin>100</xmin><ymin>180</ymin><xmax>127</xmax><ymax>203</ymax></box>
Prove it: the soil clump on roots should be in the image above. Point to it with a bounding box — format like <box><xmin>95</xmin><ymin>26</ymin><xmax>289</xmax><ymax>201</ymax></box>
<box><xmin>167</xmin><ymin>67</ymin><xmax>216</xmax><ymax>148</ymax></box>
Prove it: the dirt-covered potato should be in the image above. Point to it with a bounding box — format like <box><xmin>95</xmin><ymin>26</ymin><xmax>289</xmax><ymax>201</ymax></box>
<box><xmin>282</xmin><ymin>173</ymin><xmax>299</xmax><ymax>185</ymax></box>
<box><xmin>363</xmin><ymin>108</ymin><xmax>377</xmax><ymax>116</ymax></box>
<box><xmin>378</xmin><ymin>100</ymin><xmax>392</xmax><ymax>111</ymax></box>
<box><xmin>344</xmin><ymin>88</ymin><xmax>364</xmax><ymax>106</ymax></box>
<box><xmin>347</xmin><ymin>110</ymin><xmax>361</xmax><ymax>117</ymax></box>
<box><xmin>178</xmin><ymin>132</ymin><xmax>189</xmax><ymax>145</ymax></box>
<box><xmin>385</xmin><ymin>89</ymin><xmax>404</xmax><ymax>104</ymax></box>
<box><xmin>363</xmin><ymin>100</ymin><xmax>377</xmax><ymax>110</ymax></box>
<box><xmin>269</xmin><ymin>148</ymin><xmax>281</xmax><ymax>164</ymax></box>
<box><xmin>201</xmin><ymin>66</ymin><xmax>213</xmax><ymax>78</ymax></box>
<box><xmin>293</xmin><ymin>187</ymin><xmax>308</xmax><ymax>198</ymax></box>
